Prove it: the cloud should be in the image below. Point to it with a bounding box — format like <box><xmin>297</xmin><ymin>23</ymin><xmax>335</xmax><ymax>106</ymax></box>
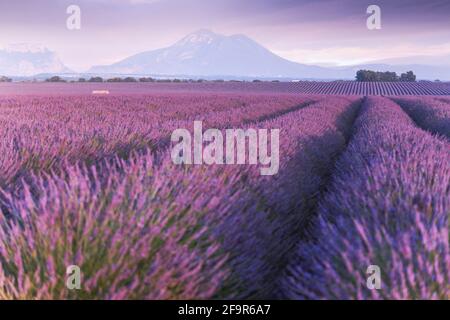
<box><xmin>84</xmin><ymin>0</ymin><xmax>162</xmax><ymax>5</ymax></box>
<box><xmin>127</xmin><ymin>0</ymin><xmax>161</xmax><ymax>4</ymax></box>
<box><xmin>274</xmin><ymin>43</ymin><xmax>450</xmax><ymax>66</ymax></box>
<box><xmin>1</xmin><ymin>0</ymin><xmax>449</xmax><ymax>70</ymax></box>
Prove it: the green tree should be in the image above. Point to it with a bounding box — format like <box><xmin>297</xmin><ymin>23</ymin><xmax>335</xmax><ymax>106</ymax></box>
<box><xmin>46</xmin><ymin>76</ymin><xmax>66</xmax><ymax>82</ymax></box>
<box><xmin>400</xmin><ymin>71</ymin><xmax>416</xmax><ymax>82</ymax></box>
<box><xmin>0</xmin><ymin>76</ymin><xmax>12</xmax><ymax>82</ymax></box>
<box><xmin>88</xmin><ymin>77</ymin><xmax>104</xmax><ymax>82</ymax></box>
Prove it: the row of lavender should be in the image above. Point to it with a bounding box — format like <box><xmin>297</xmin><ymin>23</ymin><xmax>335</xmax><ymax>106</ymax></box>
<box><xmin>277</xmin><ymin>81</ymin><xmax>450</xmax><ymax>96</ymax></box>
<box><xmin>283</xmin><ymin>97</ymin><xmax>449</xmax><ymax>299</ymax></box>
<box><xmin>0</xmin><ymin>96</ymin><xmax>360</xmax><ymax>299</ymax></box>
<box><xmin>0</xmin><ymin>94</ymin><xmax>313</xmax><ymax>187</ymax></box>
<box><xmin>393</xmin><ymin>96</ymin><xmax>450</xmax><ymax>138</ymax></box>
<box><xmin>0</xmin><ymin>93</ymin><xmax>448</xmax><ymax>299</ymax></box>
<box><xmin>1</xmin><ymin>82</ymin><xmax>450</xmax><ymax>96</ymax></box>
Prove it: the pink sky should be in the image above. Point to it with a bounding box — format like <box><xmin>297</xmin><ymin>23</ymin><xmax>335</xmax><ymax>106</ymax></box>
<box><xmin>1</xmin><ymin>0</ymin><xmax>449</xmax><ymax>71</ymax></box>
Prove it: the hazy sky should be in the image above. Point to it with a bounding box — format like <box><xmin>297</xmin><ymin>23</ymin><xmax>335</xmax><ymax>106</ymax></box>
<box><xmin>1</xmin><ymin>0</ymin><xmax>449</xmax><ymax>71</ymax></box>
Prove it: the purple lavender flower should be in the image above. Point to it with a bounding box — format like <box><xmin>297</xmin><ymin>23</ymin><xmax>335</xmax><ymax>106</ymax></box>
<box><xmin>283</xmin><ymin>97</ymin><xmax>450</xmax><ymax>300</ymax></box>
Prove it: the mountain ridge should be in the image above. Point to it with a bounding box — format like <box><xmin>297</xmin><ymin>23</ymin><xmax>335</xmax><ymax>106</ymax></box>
<box><xmin>87</xmin><ymin>30</ymin><xmax>450</xmax><ymax>80</ymax></box>
<box><xmin>0</xmin><ymin>46</ymin><xmax>72</xmax><ymax>77</ymax></box>
<box><xmin>2</xmin><ymin>30</ymin><xmax>450</xmax><ymax>80</ymax></box>
<box><xmin>88</xmin><ymin>29</ymin><xmax>343</xmax><ymax>79</ymax></box>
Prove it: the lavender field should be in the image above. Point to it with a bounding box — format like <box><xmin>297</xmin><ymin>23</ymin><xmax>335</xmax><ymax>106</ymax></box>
<box><xmin>0</xmin><ymin>83</ymin><xmax>448</xmax><ymax>300</ymax></box>
<box><xmin>1</xmin><ymin>81</ymin><xmax>450</xmax><ymax>96</ymax></box>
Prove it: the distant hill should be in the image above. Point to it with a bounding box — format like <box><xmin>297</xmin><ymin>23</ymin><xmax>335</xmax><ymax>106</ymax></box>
<box><xmin>3</xmin><ymin>32</ymin><xmax>450</xmax><ymax>80</ymax></box>
<box><xmin>369</xmin><ymin>54</ymin><xmax>450</xmax><ymax>67</ymax></box>
<box><xmin>88</xmin><ymin>30</ymin><xmax>450</xmax><ymax>81</ymax></box>
<box><xmin>88</xmin><ymin>29</ymin><xmax>347</xmax><ymax>79</ymax></box>
<box><xmin>338</xmin><ymin>63</ymin><xmax>450</xmax><ymax>81</ymax></box>
<box><xmin>0</xmin><ymin>45</ymin><xmax>72</xmax><ymax>77</ymax></box>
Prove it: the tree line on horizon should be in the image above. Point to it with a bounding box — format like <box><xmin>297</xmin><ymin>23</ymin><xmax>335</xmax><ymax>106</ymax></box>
<box><xmin>0</xmin><ymin>76</ymin><xmax>12</xmax><ymax>82</ymax></box>
<box><xmin>46</xmin><ymin>71</ymin><xmax>418</xmax><ymax>83</ymax></box>
<box><xmin>356</xmin><ymin>70</ymin><xmax>417</xmax><ymax>82</ymax></box>
<box><xmin>43</xmin><ymin>76</ymin><xmax>280</xmax><ymax>83</ymax></box>
<box><xmin>0</xmin><ymin>71</ymin><xmax>423</xmax><ymax>84</ymax></box>
<box><xmin>44</xmin><ymin>76</ymin><xmax>212</xmax><ymax>83</ymax></box>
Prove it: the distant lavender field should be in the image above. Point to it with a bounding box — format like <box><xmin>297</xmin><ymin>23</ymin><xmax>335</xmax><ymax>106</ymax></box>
<box><xmin>0</xmin><ymin>84</ymin><xmax>448</xmax><ymax>300</ymax></box>
<box><xmin>1</xmin><ymin>81</ymin><xmax>450</xmax><ymax>95</ymax></box>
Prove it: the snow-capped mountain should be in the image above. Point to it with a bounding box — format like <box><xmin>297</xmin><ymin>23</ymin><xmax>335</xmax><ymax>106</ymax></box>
<box><xmin>3</xmin><ymin>32</ymin><xmax>449</xmax><ymax>80</ymax></box>
<box><xmin>88</xmin><ymin>29</ymin><xmax>339</xmax><ymax>79</ymax></box>
<box><xmin>0</xmin><ymin>45</ymin><xmax>72</xmax><ymax>77</ymax></box>
<box><xmin>88</xmin><ymin>29</ymin><xmax>450</xmax><ymax>80</ymax></box>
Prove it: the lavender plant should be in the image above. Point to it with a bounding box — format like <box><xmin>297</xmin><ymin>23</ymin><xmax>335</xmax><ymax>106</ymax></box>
<box><xmin>0</xmin><ymin>94</ymin><xmax>312</xmax><ymax>187</ymax></box>
<box><xmin>393</xmin><ymin>96</ymin><xmax>450</xmax><ymax>138</ymax></box>
<box><xmin>283</xmin><ymin>97</ymin><xmax>450</xmax><ymax>300</ymax></box>
<box><xmin>0</xmin><ymin>95</ymin><xmax>359</xmax><ymax>299</ymax></box>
